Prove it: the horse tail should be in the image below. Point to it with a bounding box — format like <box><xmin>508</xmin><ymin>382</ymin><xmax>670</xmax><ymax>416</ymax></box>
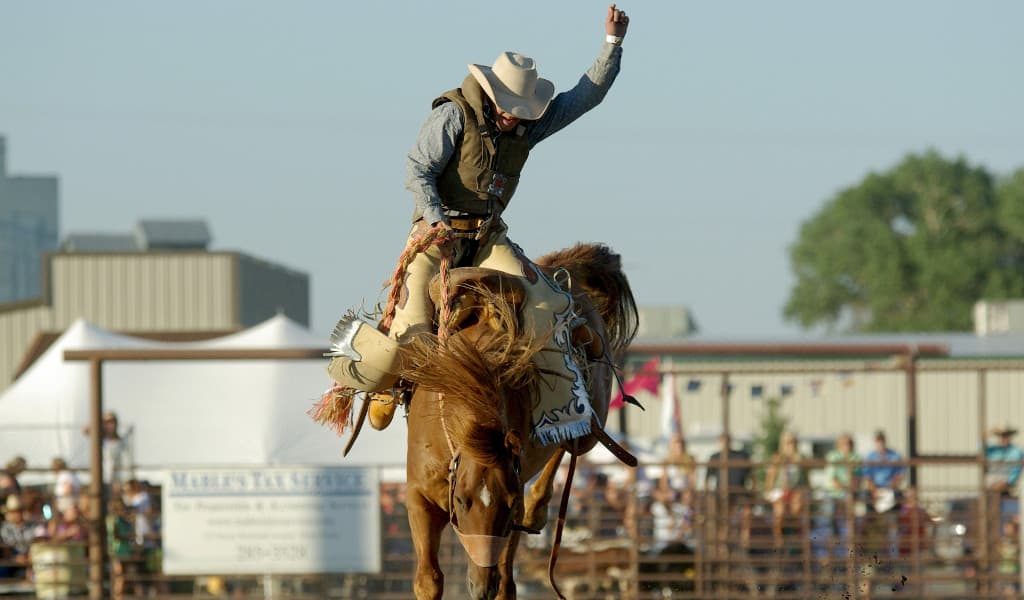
<box><xmin>536</xmin><ymin>243</ymin><xmax>638</xmax><ymax>356</ymax></box>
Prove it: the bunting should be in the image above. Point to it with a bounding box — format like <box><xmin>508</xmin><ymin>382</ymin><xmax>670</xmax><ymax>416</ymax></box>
<box><xmin>610</xmin><ymin>357</ymin><xmax>660</xmax><ymax>410</ymax></box>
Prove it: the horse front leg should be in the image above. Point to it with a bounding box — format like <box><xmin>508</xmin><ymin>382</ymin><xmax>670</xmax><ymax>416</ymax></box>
<box><xmin>522</xmin><ymin>449</ymin><xmax>565</xmax><ymax>531</ymax></box>
<box><xmin>407</xmin><ymin>490</ymin><xmax>447</xmax><ymax>600</ymax></box>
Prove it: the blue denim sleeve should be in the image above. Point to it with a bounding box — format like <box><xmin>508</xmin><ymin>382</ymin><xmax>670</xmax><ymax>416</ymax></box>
<box><xmin>405</xmin><ymin>102</ymin><xmax>464</xmax><ymax>224</ymax></box>
<box><xmin>526</xmin><ymin>43</ymin><xmax>622</xmax><ymax>148</ymax></box>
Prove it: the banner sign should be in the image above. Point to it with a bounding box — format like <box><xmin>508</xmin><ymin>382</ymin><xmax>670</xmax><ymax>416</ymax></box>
<box><xmin>162</xmin><ymin>466</ymin><xmax>380</xmax><ymax>574</ymax></box>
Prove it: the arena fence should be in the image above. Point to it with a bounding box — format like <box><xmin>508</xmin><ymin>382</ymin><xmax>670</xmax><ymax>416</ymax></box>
<box><xmin>7</xmin><ymin>348</ymin><xmax>1014</xmax><ymax>598</ymax></box>
<box><xmin>1</xmin><ymin>456</ymin><xmax>1020</xmax><ymax>599</ymax></box>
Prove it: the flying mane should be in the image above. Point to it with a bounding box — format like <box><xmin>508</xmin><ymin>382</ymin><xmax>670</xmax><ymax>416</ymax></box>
<box><xmin>535</xmin><ymin>243</ymin><xmax>638</xmax><ymax>355</ymax></box>
<box><xmin>400</xmin><ymin>285</ymin><xmax>541</xmax><ymax>466</ymax></box>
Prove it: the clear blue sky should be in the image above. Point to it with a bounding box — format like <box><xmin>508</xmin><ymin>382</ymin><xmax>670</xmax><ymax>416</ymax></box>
<box><xmin>2</xmin><ymin>1</ymin><xmax>1021</xmax><ymax>339</ymax></box>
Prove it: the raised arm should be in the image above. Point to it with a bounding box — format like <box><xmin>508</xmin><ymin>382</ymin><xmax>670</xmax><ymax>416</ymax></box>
<box><xmin>527</xmin><ymin>4</ymin><xmax>630</xmax><ymax>147</ymax></box>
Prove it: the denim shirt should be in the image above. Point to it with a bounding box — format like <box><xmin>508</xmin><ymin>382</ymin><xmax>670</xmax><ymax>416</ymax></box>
<box><xmin>986</xmin><ymin>443</ymin><xmax>1024</xmax><ymax>487</ymax></box>
<box><xmin>406</xmin><ymin>42</ymin><xmax>623</xmax><ymax>225</ymax></box>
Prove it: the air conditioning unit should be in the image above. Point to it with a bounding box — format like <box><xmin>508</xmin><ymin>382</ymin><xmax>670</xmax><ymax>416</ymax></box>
<box><xmin>636</xmin><ymin>306</ymin><xmax>697</xmax><ymax>339</ymax></box>
<box><xmin>974</xmin><ymin>300</ymin><xmax>1024</xmax><ymax>336</ymax></box>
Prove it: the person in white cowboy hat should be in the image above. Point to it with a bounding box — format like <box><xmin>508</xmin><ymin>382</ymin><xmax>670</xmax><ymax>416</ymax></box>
<box><xmin>1</xmin><ymin>494</ymin><xmax>34</xmax><ymax>571</ymax></box>
<box><xmin>350</xmin><ymin>5</ymin><xmax>631</xmax><ymax>431</ymax></box>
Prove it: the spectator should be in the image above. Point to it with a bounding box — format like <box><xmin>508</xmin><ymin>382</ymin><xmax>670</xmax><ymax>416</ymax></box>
<box><xmin>0</xmin><ymin>495</ymin><xmax>34</xmax><ymax>578</ymax></box>
<box><xmin>102</xmin><ymin>412</ymin><xmax>131</xmax><ymax>489</ymax></box>
<box><xmin>661</xmin><ymin>434</ymin><xmax>696</xmax><ymax>494</ymax></box>
<box><xmin>650</xmin><ymin>481</ymin><xmax>691</xmax><ymax>552</ymax></box>
<box><xmin>897</xmin><ymin>487</ymin><xmax>930</xmax><ymax>557</ymax></box>
<box><xmin>0</xmin><ymin>470</ymin><xmax>19</xmax><ymax>505</ymax></box>
<box><xmin>863</xmin><ymin>430</ymin><xmax>904</xmax><ymax>558</ymax></box>
<box><xmin>585</xmin><ymin>471</ymin><xmax>622</xmax><ymax>537</ymax></box>
<box><xmin>0</xmin><ymin>457</ymin><xmax>26</xmax><ymax>503</ymax></box>
<box><xmin>985</xmin><ymin>426</ymin><xmax>1023</xmax><ymax>494</ymax></box>
<box><xmin>765</xmin><ymin>431</ymin><xmax>809</xmax><ymax>544</ymax></box>
<box><xmin>705</xmin><ymin>434</ymin><xmax>752</xmax><ymax>497</ymax></box>
<box><xmin>863</xmin><ymin>430</ymin><xmax>904</xmax><ymax>510</ymax></box>
<box><xmin>122</xmin><ymin>477</ymin><xmax>152</xmax><ymax>544</ymax></box>
<box><xmin>377</xmin><ymin>484</ymin><xmax>410</xmax><ymax>593</ymax></box>
<box><xmin>52</xmin><ymin>457</ymin><xmax>81</xmax><ymax>515</ymax></box>
<box><xmin>84</xmin><ymin>411</ymin><xmax>132</xmax><ymax>490</ymax></box>
<box><xmin>705</xmin><ymin>434</ymin><xmax>753</xmax><ymax>549</ymax></box>
<box><xmin>997</xmin><ymin>519</ymin><xmax>1020</xmax><ymax>595</ymax></box>
<box><xmin>107</xmin><ymin>497</ymin><xmax>137</xmax><ymax>598</ymax></box>
<box><xmin>47</xmin><ymin>504</ymin><xmax>87</xmax><ymax>543</ymax></box>
<box><xmin>822</xmin><ymin>433</ymin><xmax>861</xmax><ymax>544</ymax></box>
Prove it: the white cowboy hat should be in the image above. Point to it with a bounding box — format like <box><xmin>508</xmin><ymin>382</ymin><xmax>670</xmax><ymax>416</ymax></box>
<box><xmin>468</xmin><ymin>52</ymin><xmax>555</xmax><ymax>121</ymax></box>
<box><xmin>2</xmin><ymin>495</ymin><xmax>22</xmax><ymax>513</ymax></box>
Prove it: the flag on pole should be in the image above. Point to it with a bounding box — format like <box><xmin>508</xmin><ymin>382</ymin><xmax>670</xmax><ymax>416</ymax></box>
<box><xmin>660</xmin><ymin>362</ymin><xmax>681</xmax><ymax>438</ymax></box>
<box><xmin>610</xmin><ymin>357</ymin><xmax>660</xmax><ymax>410</ymax></box>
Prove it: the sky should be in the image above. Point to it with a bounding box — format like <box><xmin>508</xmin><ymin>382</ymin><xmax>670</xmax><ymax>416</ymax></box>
<box><xmin>2</xmin><ymin>1</ymin><xmax>1022</xmax><ymax>340</ymax></box>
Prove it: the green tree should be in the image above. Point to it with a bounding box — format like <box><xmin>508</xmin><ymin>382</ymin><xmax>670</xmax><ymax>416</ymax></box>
<box><xmin>753</xmin><ymin>397</ymin><xmax>789</xmax><ymax>462</ymax></box>
<box><xmin>785</xmin><ymin>151</ymin><xmax>1024</xmax><ymax>332</ymax></box>
<box><xmin>751</xmin><ymin>397</ymin><xmax>789</xmax><ymax>487</ymax></box>
<box><xmin>998</xmin><ymin>168</ymin><xmax>1024</xmax><ymax>243</ymax></box>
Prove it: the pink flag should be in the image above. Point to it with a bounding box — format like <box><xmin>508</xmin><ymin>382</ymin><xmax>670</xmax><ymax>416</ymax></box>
<box><xmin>610</xmin><ymin>357</ymin><xmax>661</xmax><ymax>410</ymax></box>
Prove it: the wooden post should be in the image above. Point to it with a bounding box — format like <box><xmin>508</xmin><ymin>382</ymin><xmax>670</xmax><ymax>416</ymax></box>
<box><xmin>87</xmin><ymin>358</ymin><xmax>107</xmax><ymax>600</ymax></box>
<box><xmin>905</xmin><ymin>350</ymin><xmax>919</xmax><ymax>487</ymax></box>
<box><xmin>718</xmin><ymin>373</ymin><xmax>731</xmax><ymax>587</ymax></box>
<box><xmin>977</xmin><ymin>369</ymin><xmax>990</xmax><ymax>597</ymax></box>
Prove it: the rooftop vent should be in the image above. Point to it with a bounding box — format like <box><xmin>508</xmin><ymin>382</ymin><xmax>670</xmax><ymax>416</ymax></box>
<box><xmin>974</xmin><ymin>300</ymin><xmax>1024</xmax><ymax>336</ymax></box>
<box><xmin>134</xmin><ymin>219</ymin><xmax>211</xmax><ymax>250</ymax></box>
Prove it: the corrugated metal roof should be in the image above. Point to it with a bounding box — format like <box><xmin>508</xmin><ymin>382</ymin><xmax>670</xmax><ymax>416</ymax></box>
<box><xmin>135</xmin><ymin>219</ymin><xmax>211</xmax><ymax>249</ymax></box>
<box><xmin>633</xmin><ymin>331</ymin><xmax>1024</xmax><ymax>358</ymax></box>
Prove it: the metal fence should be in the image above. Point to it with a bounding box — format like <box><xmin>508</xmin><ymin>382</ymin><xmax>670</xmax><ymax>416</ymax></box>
<box><xmin>2</xmin><ymin>456</ymin><xmax>1020</xmax><ymax>599</ymax></box>
<box><xmin>4</xmin><ymin>351</ymin><xmax>1023</xmax><ymax>598</ymax></box>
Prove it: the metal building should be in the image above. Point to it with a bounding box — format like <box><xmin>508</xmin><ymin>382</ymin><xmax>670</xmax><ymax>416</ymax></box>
<box><xmin>0</xmin><ymin>220</ymin><xmax>309</xmax><ymax>391</ymax></box>
<box><xmin>0</xmin><ymin>137</ymin><xmax>59</xmax><ymax>304</ymax></box>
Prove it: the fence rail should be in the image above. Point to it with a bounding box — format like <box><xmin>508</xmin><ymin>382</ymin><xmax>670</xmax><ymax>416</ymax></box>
<box><xmin>2</xmin><ymin>457</ymin><xmax>1020</xmax><ymax>599</ymax></box>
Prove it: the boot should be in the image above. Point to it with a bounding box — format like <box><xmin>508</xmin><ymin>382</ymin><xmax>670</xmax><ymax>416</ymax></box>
<box><xmin>368</xmin><ymin>391</ymin><xmax>398</xmax><ymax>430</ymax></box>
<box><xmin>368</xmin><ymin>384</ymin><xmax>412</xmax><ymax>430</ymax></box>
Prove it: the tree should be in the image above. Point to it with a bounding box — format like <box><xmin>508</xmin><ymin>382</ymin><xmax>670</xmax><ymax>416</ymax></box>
<box><xmin>752</xmin><ymin>397</ymin><xmax>789</xmax><ymax>487</ymax></box>
<box><xmin>785</xmin><ymin>151</ymin><xmax>1024</xmax><ymax>332</ymax></box>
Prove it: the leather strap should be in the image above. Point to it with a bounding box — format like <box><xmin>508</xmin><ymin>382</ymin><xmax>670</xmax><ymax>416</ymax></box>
<box><xmin>448</xmin><ymin>216</ymin><xmax>488</xmax><ymax>231</ymax></box>
<box><xmin>548</xmin><ymin>442</ymin><xmax>578</xmax><ymax>600</ymax></box>
<box><xmin>342</xmin><ymin>394</ymin><xmax>371</xmax><ymax>457</ymax></box>
<box><xmin>589</xmin><ymin>415</ymin><xmax>638</xmax><ymax>467</ymax></box>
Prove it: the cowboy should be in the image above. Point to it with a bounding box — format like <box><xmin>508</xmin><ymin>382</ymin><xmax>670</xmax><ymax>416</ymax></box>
<box><xmin>352</xmin><ymin>5</ymin><xmax>630</xmax><ymax>431</ymax></box>
<box><xmin>985</xmin><ymin>425</ymin><xmax>1023</xmax><ymax>529</ymax></box>
<box><xmin>986</xmin><ymin>425</ymin><xmax>1024</xmax><ymax>494</ymax></box>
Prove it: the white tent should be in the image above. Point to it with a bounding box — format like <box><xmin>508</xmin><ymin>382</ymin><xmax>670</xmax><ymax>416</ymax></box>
<box><xmin>0</xmin><ymin>316</ymin><xmax>408</xmax><ymax>478</ymax></box>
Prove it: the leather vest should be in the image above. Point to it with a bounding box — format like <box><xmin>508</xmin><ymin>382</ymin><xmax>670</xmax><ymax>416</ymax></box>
<box><xmin>432</xmin><ymin>76</ymin><xmax>531</xmax><ymax>216</ymax></box>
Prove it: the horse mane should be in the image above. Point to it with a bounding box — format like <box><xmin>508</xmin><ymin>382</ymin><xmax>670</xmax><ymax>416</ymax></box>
<box><xmin>535</xmin><ymin>243</ymin><xmax>639</xmax><ymax>355</ymax></box>
<box><xmin>399</xmin><ymin>285</ymin><xmax>541</xmax><ymax>467</ymax></box>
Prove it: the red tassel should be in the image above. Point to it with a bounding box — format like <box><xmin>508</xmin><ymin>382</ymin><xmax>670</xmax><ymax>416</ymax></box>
<box><xmin>308</xmin><ymin>384</ymin><xmax>356</xmax><ymax>436</ymax></box>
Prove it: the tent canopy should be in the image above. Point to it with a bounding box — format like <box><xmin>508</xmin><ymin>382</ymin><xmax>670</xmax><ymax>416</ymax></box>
<box><xmin>0</xmin><ymin>316</ymin><xmax>408</xmax><ymax>477</ymax></box>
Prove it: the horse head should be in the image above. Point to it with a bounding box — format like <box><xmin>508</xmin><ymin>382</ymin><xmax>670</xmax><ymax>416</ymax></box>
<box><xmin>402</xmin><ymin>273</ymin><xmax>541</xmax><ymax>569</ymax></box>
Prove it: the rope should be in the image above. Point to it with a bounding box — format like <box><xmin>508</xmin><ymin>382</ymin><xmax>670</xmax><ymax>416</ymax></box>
<box><xmin>379</xmin><ymin>226</ymin><xmax>455</xmax><ymax>342</ymax></box>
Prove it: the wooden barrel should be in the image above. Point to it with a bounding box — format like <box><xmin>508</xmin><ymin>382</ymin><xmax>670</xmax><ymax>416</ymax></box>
<box><xmin>29</xmin><ymin>542</ymin><xmax>88</xmax><ymax>599</ymax></box>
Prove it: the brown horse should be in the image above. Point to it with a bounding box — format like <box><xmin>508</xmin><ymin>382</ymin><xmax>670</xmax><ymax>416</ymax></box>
<box><xmin>399</xmin><ymin>243</ymin><xmax>637</xmax><ymax>600</ymax></box>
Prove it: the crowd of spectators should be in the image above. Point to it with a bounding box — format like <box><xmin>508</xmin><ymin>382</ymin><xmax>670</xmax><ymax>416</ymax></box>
<box><xmin>3</xmin><ymin>413</ymin><xmax>1022</xmax><ymax>596</ymax></box>
<box><xmin>548</xmin><ymin>425</ymin><xmax>1024</xmax><ymax>594</ymax></box>
<box><xmin>0</xmin><ymin>411</ymin><xmax>160</xmax><ymax>597</ymax></box>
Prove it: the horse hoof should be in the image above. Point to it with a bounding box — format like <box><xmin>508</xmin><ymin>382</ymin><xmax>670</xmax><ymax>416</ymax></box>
<box><xmin>368</xmin><ymin>394</ymin><xmax>397</xmax><ymax>430</ymax></box>
<box><xmin>521</xmin><ymin>509</ymin><xmax>548</xmax><ymax>532</ymax></box>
